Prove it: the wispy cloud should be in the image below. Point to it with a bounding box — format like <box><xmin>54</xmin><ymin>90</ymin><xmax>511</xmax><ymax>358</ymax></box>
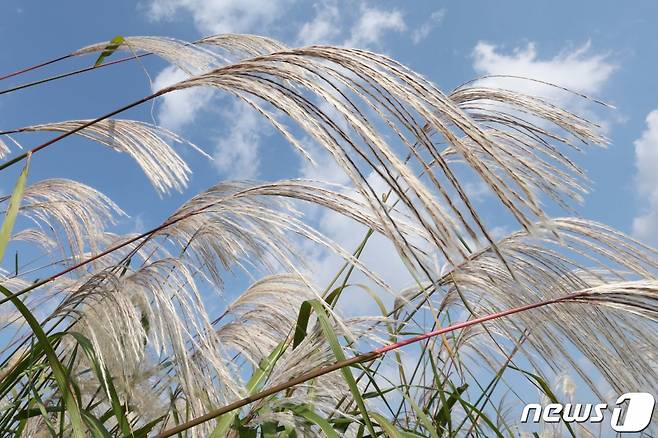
<box><xmin>411</xmin><ymin>8</ymin><xmax>445</xmax><ymax>44</ymax></box>
<box><xmin>298</xmin><ymin>2</ymin><xmax>408</xmax><ymax>48</ymax></box>
<box><xmin>212</xmin><ymin>101</ymin><xmax>267</xmax><ymax>179</ymax></box>
<box><xmin>463</xmin><ymin>180</ymin><xmax>491</xmax><ymax>202</ymax></box>
<box><xmin>472</xmin><ymin>41</ymin><xmax>616</xmax><ymax>103</ymax></box>
<box><xmin>145</xmin><ymin>0</ymin><xmax>293</xmax><ymax>34</ymax></box>
<box><xmin>296</xmin><ymin>0</ymin><xmax>341</xmax><ymax>45</ymax></box>
<box><xmin>633</xmin><ymin>110</ymin><xmax>658</xmax><ymax>244</ymax></box>
<box><xmin>151</xmin><ymin>65</ymin><xmax>213</xmax><ymax>131</ymax></box>
<box><xmin>344</xmin><ymin>5</ymin><xmax>406</xmax><ymax>48</ymax></box>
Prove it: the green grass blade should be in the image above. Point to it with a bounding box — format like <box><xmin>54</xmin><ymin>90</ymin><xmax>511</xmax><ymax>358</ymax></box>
<box><xmin>68</xmin><ymin>332</ymin><xmax>132</xmax><ymax>437</ymax></box>
<box><xmin>210</xmin><ymin>341</ymin><xmax>287</xmax><ymax>437</ymax></box>
<box><xmin>0</xmin><ymin>155</ymin><xmax>30</xmax><ymax>263</ymax></box>
<box><xmin>0</xmin><ymin>285</ymin><xmax>86</xmax><ymax>438</ymax></box>
<box><xmin>81</xmin><ymin>409</ymin><xmax>112</xmax><ymax>438</ymax></box>
<box><xmin>292</xmin><ymin>300</ymin><xmax>312</xmax><ymax>350</ymax></box>
<box><xmin>435</xmin><ymin>383</ymin><xmax>468</xmax><ymax>431</ymax></box>
<box><xmin>509</xmin><ymin>366</ymin><xmax>576</xmax><ymax>438</ymax></box>
<box><xmin>446</xmin><ymin>394</ymin><xmax>504</xmax><ymax>438</ymax></box>
<box><xmin>307</xmin><ymin>300</ymin><xmax>376</xmax><ymax>437</ymax></box>
<box><xmin>133</xmin><ymin>415</ymin><xmax>167</xmax><ymax>438</ymax></box>
<box><xmin>370</xmin><ymin>412</ymin><xmax>401</xmax><ymax>438</ymax></box>
<box><xmin>29</xmin><ymin>384</ymin><xmax>58</xmax><ymax>436</ymax></box>
<box><xmin>289</xmin><ymin>406</ymin><xmax>339</xmax><ymax>438</ymax></box>
<box><xmin>400</xmin><ymin>392</ymin><xmax>439</xmax><ymax>438</ymax></box>
<box><xmin>16</xmin><ymin>406</ymin><xmax>64</xmax><ymax>421</ymax></box>
<box><xmin>94</xmin><ymin>36</ymin><xmax>125</xmax><ymax>66</ymax></box>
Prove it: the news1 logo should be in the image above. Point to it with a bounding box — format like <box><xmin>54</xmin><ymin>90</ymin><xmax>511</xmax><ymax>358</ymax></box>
<box><xmin>521</xmin><ymin>392</ymin><xmax>655</xmax><ymax>432</ymax></box>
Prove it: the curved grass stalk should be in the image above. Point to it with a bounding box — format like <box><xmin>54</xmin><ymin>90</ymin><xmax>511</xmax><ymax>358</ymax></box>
<box><xmin>0</xmin><ymin>54</ymin><xmax>74</xmax><ymax>82</ymax></box>
<box><xmin>0</xmin><ymin>53</ymin><xmax>150</xmax><ymax>97</ymax></box>
<box><xmin>0</xmin><ymin>92</ymin><xmax>162</xmax><ymax>173</ymax></box>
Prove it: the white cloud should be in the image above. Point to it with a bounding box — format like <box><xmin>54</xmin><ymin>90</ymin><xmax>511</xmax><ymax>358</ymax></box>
<box><xmin>297</xmin><ymin>3</ymin><xmax>408</xmax><ymax>49</ymax></box>
<box><xmin>490</xmin><ymin>225</ymin><xmax>512</xmax><ymax>241</ymax></box>
<box><xmin>472</xmin><ymin>41</ymin><xmax>616</xmax><ymax>103</ymax></box>
<box><xmin>300</xmin><ymin>142</ymin><xmax>349</xmax><ymax>186</ymax></box>
<box><xmin>131</xmin><ymin>214</ymin><xmax>147</xmax><ymax>234</ymax></box>
<box><xmin>411</xmin><ymin>8</ymin><xmax>445</xmax><ymax>44</ymax></box>
<box><xmin>463</xmin><ymin>180</ymin><xmax>491</xmax><ymax>202</ymax></box>
<box><xmin>344</xmin><ymin>6</ymin><xmax>406</xmax><ymax>48</ymax></box>
<box><xmin>151</xmin><ymin>65</ymin><xmax>213</xmax><ymax>131</ymax></box>
<box><xmin>212</xmin><ymin>101</ymin><xmax>266</xmax><ymax>179</ymax></box>
<box><xmin>632</xmin><ymin>110</ymin><xmax>658</xmax><ymax>245</ymax></box>
<box><xmin>145</xmin><ymin>0</ymin><xmax>292</xmax><ymax>34</ymax></box>
<box><xmin>469</xmin><ymin>41</ymin><xmax>621</xmax><ymax>239</ymax></box>
<box><xmin>296</xmin><ymin>1</ymin><xmax>341</xmax><ymax>46</ymax></box>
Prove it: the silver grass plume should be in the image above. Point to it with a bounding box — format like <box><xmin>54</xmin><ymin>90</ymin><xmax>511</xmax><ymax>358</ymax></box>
<box><xmin>73</xmin><ymin>36</ymin><xmax>221</xmax><ymax>74</ymax></box>
<box><xmin>73</xmin><ymin>34</ymin><xmax>288</xmax><ymax>74</ymax></box>
<box><xmin>148</xmin><ymin>180</ymin><xmax>392</xmax><ymax>293</ymax></box>
<box><xmin>0</xmin><ymin>137</ymin><xmax>9</xmax><ymax>158</ymax></box>
<box><xmin>17</xmin><ymin>119</ymin><xmax>208</xmax><ymax>195</ymax></box>
<box><xmin>196</xmin><ymin>33</ymin><xmax>288</xmax><ymax>60</ymax></box>
<box><xmin>423</xmin><ymin>218</ymin><xmax>658</xmax><ymax>397</ymax></box>
<box><xmin>158</xmin><ymin>46</ymin><xmax>607</xmax><ymax>279</ymax></box>
<box><xmin>12</xmin><ymin>228</ymin><xmax>58</xmax><ymax>251</ymax></box>
<box><xmin>1</xmin><ymin>179</ymin><xmax>126</xmax><ymax>263</ymax></box>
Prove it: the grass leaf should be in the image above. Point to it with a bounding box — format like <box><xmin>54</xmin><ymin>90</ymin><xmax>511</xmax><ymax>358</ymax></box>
<box><xmin>94</xmin><ymin>36</ymin><xmax>125</xmax><ymax>66</ymax></box>
<box><xmin>289</xmin><ymin>405</ymin><xmax>339</xmax><ymax>438</ymax></box>
<box><xmin>435</xmin><ymin>383</ymin><xmax>468</xmax><ymax>431</ymax></box>
<box><xmin>370</xmin><ymin>412</ymin><xmax>401</xmax><ymax>438</ymax></box>
<box><xmin>0</xmin><ymin>154</ymin><xmax>30</xmax><ymax>263</ymax></box>
<box><xmin>400</xmin><ymin>392</ymin><xmax>439</xmax><ymax>438</ymax></box>
<box><xmin>292</xmin><ymin>301</ymin><xmax>312</xmax><ymax>350</ymax></box>
<box><xmin>307</xmin><ymin>300</ymin><xmax>377</xmax><ymax>437</ymax></box>
<box><xmin>0</xmin><ymin>285</ymin><xmax>86</xmax><ymax>438</ymax></box>
<box><xmin>509</xmin><ymin>366</ymin><xmax>577</xmax><ymax>438</ymax></box>
<box><xmin>210</xmin><ymin>341</ymin><xmax>287</xmax><ymax>437</ymax></box>
<box><xmin>68</xmin><ymin>332</ymin><xmax>132</xmax><ymax>437</ymax></box>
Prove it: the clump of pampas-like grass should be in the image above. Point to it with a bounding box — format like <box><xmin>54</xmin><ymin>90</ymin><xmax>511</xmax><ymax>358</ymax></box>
<box><xmin>0</xmin><ymin>33</ymin><xmax>655</xmax><ymax>437</ymax></box>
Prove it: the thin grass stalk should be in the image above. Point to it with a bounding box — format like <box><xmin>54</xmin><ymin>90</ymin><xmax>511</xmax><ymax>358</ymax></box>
<box><xmin>345</xmin><ymin>231</ymin><xmax>532</xmax><ymax>390</ymax></box>
<box><xmin>458</xmin><ymin>331</ymin><xmax>529</xmax><ymax>436</ymax></box>
<box><xmin>152</xmin><ymin>292</ymin><xmax>587</xmax><ymax>437</ymax></box>
<box><xmin>0</xmin><ymin>92</ymin><xmax>163</xmax><ymax>173</ymax></box>
<box><xmin>388</xmin><ymin>278</ymin><xmax>530</xmax><ymax>424</ymax></box>
<box><xmin>0</xmin><ymin>54</ymin><xmax>74</xmax><ymax>81</ymax></box>
<box><xmin>0</xmin><ymin>53</ymin><xmax>150</xmax><ymax>96</ymax></box>
<box><xmin>0</xmin><ymin>33</ymin><xmax>283</xmax><ymax>95</ymax></box>
<box><xmin>0</xmin><ymin>188</ymin><xmax>225</xmax><ymax>306</ymax></box>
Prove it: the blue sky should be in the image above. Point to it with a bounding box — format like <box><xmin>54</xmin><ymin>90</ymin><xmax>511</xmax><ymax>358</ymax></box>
<box><xmin>2</xmin><ymin>0</ymin><xmax>657</xmax><ymax>294</ymax></box>
<box><xmin>1</xmin><ymin>1</ymin><xmax>658</xmax><ymax>431</ymax></box>
<box><xmin>1</xmin><ymin>1</ymin><xmax>657</xmax><ymax>242</ymax></box>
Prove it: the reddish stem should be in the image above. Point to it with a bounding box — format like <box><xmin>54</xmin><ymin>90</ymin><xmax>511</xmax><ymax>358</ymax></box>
<box><xmin>0</xmin><ymin>53</ymin><xmax>151</xmax><ymax>96</ymax></box>
<box><xmin>153</xmin><ymin>292</ymin><xmax>587</xmax><ymax>438</ymax></box>
<box><xmin>374</xmin><ymin>293</ymin><xmax>580</xmax><ymax>353</ymax></box>
<box><xmin>0</xmin><ymin>54</ymin><xmax>74</xmax><ymax>81</ymax></box>
<box><xmin>0</xmin><ymin>193</ymin><xmax>231</xmax><ymax>306</ymax></box>
<box><xmin>0</xmin><ymin>91</ymin><xmax>162</xmax><ymax>173</ymax></box>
